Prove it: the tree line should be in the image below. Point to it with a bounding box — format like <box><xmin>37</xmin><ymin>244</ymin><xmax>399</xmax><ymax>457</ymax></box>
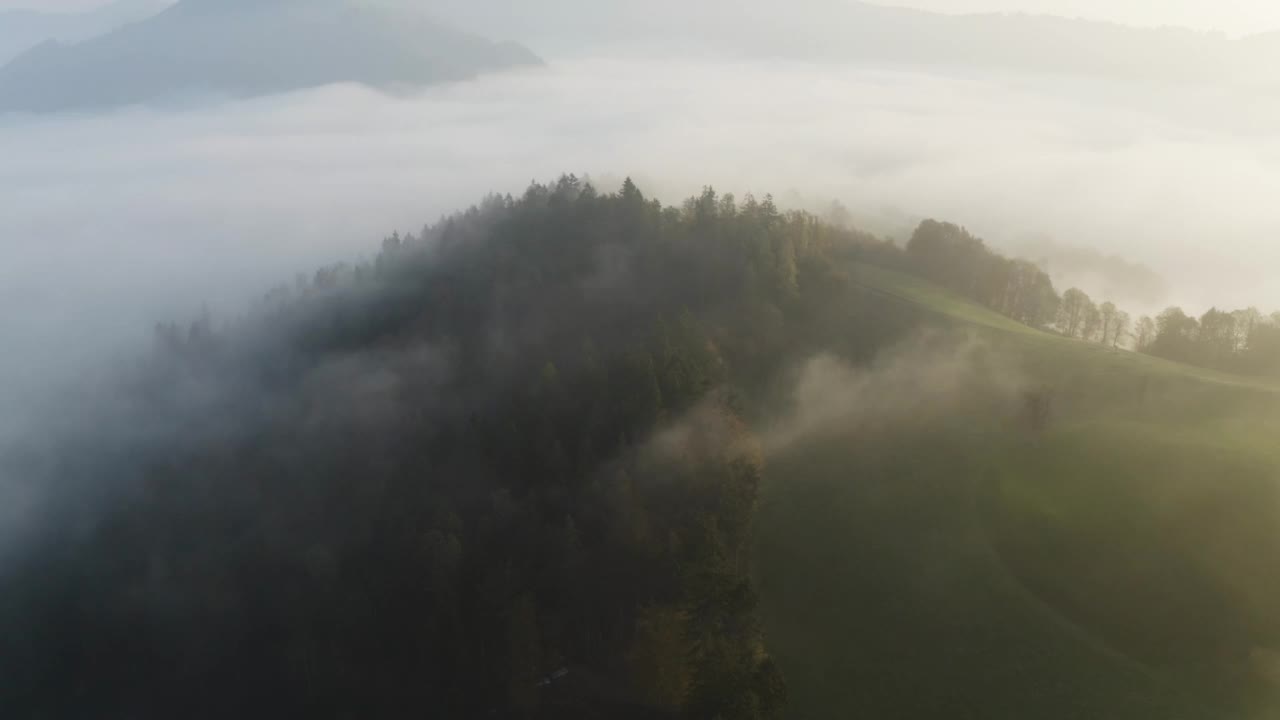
<box><xmin>890</xmin><ymin>219</ymin><xmax>1280</xmax><ymax>376</ymax></box>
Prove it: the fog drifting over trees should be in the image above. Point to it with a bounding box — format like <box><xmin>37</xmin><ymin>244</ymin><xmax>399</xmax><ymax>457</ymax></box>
<box><xmin>6</xmin><ymin>3</ymin><xmax>1280</xmax><ymax>717</ymax></box>
<box><xmin>4</xmin><ymin>54</ymin><xmax>1280</xmax><ymax>413</ymax></box>
<box><xmin>4</xmin><ymin>1</ymin><xmax>1280</xmax><ymax>541</ymax></box>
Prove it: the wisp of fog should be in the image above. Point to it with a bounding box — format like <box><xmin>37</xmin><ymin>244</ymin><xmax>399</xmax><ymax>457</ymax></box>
<box><xmin>764</xmin><ymin>331</ymin><xmax>1026</xmax><ymax>455</ymax></box>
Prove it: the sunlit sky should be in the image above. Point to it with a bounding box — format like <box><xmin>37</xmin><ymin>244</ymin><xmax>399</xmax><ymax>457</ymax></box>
<box><xmin>6</xmin><ymin>0</ymin><xmax>1280</xmax><ymax>36</ymax></box>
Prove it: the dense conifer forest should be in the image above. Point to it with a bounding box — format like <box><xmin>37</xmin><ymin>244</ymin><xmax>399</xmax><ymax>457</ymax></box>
<box><xmin>0</xmin><ymin>177</ymin><xmax>916</xmax><ymax>718</ymax></box>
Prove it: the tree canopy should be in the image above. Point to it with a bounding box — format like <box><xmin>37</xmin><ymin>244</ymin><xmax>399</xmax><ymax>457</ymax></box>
<box><xmin>0</xmin><ymin>177</ymin><xmax>909</xmax><ymax>719</ymax></box>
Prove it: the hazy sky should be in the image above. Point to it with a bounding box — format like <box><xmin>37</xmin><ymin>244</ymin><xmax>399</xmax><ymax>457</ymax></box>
<box><xmin>876</xmin><ymin>1</ymin><xmax>1280</xmax><ymax>35</ymax></box>
<box><xmin>7</xmin><ymin>0</ymin><xmax>1280</xmax><ymax>35</ymax></box>
<box><xmin>0</xmin><ymin>0</ymin><xmax>100</xmax><ymax>11</ymax></box>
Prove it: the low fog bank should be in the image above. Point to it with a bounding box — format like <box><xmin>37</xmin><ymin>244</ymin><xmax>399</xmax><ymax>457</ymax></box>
<box><xmin>1013</xmin><ymin>238</ymin><xmax>1171</xmax><ymax>310</ymax></box>
<box><xmin>0</xmin><ymin>468</ymin><xmax>37</xmax><ymax>568</ymax></box>
<box><xmin>412</xmin><ymin>0</ymin><xmax>1280</xmax><ymax>92</ymax></box>
<box><xmin>2</xmin><ymin>57</ymin><xmax>1278</xmax><ymax>461</ymax></box>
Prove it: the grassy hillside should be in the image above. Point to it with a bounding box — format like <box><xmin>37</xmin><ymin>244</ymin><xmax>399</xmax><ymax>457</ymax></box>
<box><xmin>756</xmin><ymin>262</ymin><xmax>1280</xmax><ymax>718</ymax></box>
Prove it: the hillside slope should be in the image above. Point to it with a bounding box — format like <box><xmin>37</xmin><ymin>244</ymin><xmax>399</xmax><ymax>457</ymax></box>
<box><xmin>756</xmin><ymin>262</ymin><xmax>1280</xmax><ymax>718</ymax></box>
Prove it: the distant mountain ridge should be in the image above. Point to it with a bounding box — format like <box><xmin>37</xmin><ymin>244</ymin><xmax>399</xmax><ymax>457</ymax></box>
<box><xmin>0</xmin><ymin>0</ymin><xmax>541</xmax><ymax>113</ymax></box>
<box><xmin>419</xmin><ymin>0</ymin><xmax>1274</xmax><ymax>86</ymax></box>
<box><xmin>0</xmin><ymin>0</ymin><xmax>171</xmax><ymax>65</ymax></box>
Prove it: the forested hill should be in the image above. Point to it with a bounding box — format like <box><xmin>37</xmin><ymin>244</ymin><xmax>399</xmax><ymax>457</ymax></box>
<box><xmin>0</xmin><ymin>178</ymin><xmax>912</xmax><ymax>718</ymax></box>
<box><xmin>5</xmin><ymin>175</ymin><xmax>1276</xmax><ymax>718</ymax></box>
<box><xmin>0</xmin><ymin>0</ymin><xmax>540</xmax><ymax>113</ymax></box>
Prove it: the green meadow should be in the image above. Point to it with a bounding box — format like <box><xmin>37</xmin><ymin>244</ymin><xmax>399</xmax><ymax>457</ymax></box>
<box><xmin>757</xmin><ymin>263</ymin><xmax>1280</xmax><ymax>719</ymax></box>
